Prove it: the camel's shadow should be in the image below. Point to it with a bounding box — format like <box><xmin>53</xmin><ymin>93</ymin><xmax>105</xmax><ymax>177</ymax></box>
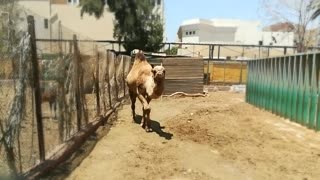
<box><xmin>134</xmin><ymin>115</ymin><xmax>173</xmax><ymax>140</ymax></box>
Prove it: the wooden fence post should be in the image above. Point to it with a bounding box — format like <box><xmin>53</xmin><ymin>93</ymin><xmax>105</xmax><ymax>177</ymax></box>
<box><xmin>28</xmin><ymin>16</ymin><xmax>45</xmax><ymax>162</ymax></box>
<box><xmin>239</xmin><ymin>61</ymin><xmax>243</xmax><ymax>84</ymax></box>
<box><xmin>122</xmin><ymin>56</ymin><xmax>126</xmax><ymax>98</ymax></box>
<box><xmin>114</xmin><ymin>55</ymin><xmax>119</xmax><ymax>100</ymax></box>
<box><xmin>106</xmin><ymin>50</ymin><xmax>112</xmax><ymax>108</ymax></box>
<box><xmin>95</xmin><ymin>46</ymin><xmax>100</xmax><ymax>115</ymax></box>
<box><xmin>73</xmin><ymin>35</ymin><xmax>82</xmax><ymax>131</ymax></box>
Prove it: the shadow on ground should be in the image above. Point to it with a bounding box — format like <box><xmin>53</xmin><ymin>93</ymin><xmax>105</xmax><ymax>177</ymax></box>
<box><xmin>135</xmin><ymin>115</ymin><xmax>173</xmax><ymax>140</ymax></box>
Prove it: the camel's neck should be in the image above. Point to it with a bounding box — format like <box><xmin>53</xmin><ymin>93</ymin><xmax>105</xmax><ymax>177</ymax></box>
<box><xmin>153</xmin><ymin>78</ymin><xmax>164</xmax><ymax>97</ymax></box>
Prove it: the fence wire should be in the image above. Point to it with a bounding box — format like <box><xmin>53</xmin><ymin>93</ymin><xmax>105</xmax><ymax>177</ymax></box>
<box><xmin>0</xmin><ymin>16</ymin><xmax>131</xmax><ymax>178</ymax></box>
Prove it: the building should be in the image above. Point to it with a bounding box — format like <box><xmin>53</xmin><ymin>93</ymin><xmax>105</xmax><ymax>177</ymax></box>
<box><xmin>177</xmin><ymin>18</ymin><xmax>295</xmax><ymax>46</ymax></box>
<box><xmin>176</xmin><ymin>18</ymin><xmax>295</xmax><ymax>58</ymax></box>
<box><xmin>17</xmin><ymin>0</ymin><xmax>165</xmax><ymax>41</ymax></box>
<box><xmin>18</xmin><ymin>0</ymin><xmax>115</xmax><ymax>41</ymax></box>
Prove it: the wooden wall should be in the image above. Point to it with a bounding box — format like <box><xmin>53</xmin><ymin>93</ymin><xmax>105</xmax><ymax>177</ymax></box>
<box><xmin>162</xmin><ymin>58</ymin><xmax>204</xmax><ymax>95</ymax></box>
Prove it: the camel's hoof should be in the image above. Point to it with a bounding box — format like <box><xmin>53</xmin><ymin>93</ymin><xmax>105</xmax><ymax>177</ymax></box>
<box><xmin>145</xmin><ymin>127</ymin><xmax>152</xmax><ymax>132</ymax></box>
<box><xmin>140</xmin><ymin>123</ymin><xmax>144</xmax><ymax>127</ymax></box>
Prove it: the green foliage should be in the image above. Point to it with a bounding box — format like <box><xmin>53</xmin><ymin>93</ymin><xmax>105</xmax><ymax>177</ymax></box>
<box><xmin>80</xmin><ymin>0</ymin><xmax>105</xmax><ymax>18</ymax></box>
<box><xmin>80</xmin><ymin>0</ymin><xmax>164</xmax><ymax>53</ymax></box>
<box><xmin>164</xmin><ymin>46</ymin><xmax>178</xmax><ymax>55</ymax></box>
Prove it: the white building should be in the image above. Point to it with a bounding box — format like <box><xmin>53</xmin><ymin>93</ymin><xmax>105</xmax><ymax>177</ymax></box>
<box><xmin>177</xmin><ymin>18</ymin><xmax>294</xmax><ymax>46</ymax></box>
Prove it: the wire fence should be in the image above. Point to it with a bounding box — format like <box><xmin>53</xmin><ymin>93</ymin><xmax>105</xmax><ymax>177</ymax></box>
<box><xmin>0</xmin><ymin>16</ymin><xmax>131</xmax><ymax>179</ymax></box>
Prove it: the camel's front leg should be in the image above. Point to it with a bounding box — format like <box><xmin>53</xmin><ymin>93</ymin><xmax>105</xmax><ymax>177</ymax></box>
<box><xmin>136</xmin><ymin>88</ymin><xmax>151</xmax><ymax>111</ymax></box>
<box><xmin>144</xmin><ymin>97</ymin><xmax>152</xmax><ymax>132</ymax></box>
<box><xmin>141</xmin><ymin>107</ymin><xmax>146</xmax><ymax>127</ymax></box>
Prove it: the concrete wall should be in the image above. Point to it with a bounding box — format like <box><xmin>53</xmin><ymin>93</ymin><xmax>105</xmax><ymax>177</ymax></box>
<box><xmin>199</xmin><ymin>25</ymin><xmax>236</xmax><ymax>43</ymax></box>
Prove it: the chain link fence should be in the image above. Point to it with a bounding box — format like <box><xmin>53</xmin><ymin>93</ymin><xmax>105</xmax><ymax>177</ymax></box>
<box><xmin>0</xmin><ymin>16</ymin><xmax>131</xmax><ymax>178</ymax></box>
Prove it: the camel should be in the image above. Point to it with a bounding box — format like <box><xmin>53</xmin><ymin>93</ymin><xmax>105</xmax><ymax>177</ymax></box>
<box><xmin>126</xmin><ymin>50</ymin><xmax>165</xmax><ymax>132</ymax></box>
<box><xmin>41</xmin><ymin>82</ymin><xmax>57</xmax><ymax>119</ymax></box>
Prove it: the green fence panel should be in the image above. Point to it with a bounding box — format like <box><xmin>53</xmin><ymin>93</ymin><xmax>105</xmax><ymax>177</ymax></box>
<box><xmin>302</xmin><ymin>55</ymin><xmax>312</xmax><ymax>127</ymax></box>
<box><xmin>309</xmin><ymin>54</ymin><xmax>318</xmax><ymax>129</ymax></box>
<box><xmin>276</xmin><ymin>57</ymin><xmax>283</xmax><ymax>115</ymax></box>
<box><xmin>271</xmin><ymin>58</ymin><xmax>278</xmax><ymax>114</ymax></box>
<box><xmin>246</xmin><ymin>52</ymin><xmax>320</xmax><ymax>131</ymax></box>
<box><xmin>285</xmin><ymin>56</ymin><xmax>293</xmax><ymax>119</ymax></box>
<box><xmin>266</xmin><ymin>59</ymin><xmax>273</xmax><ymax>111</ymax></box>
<box><xmin>297</xmin><ymin>55</ymin><xmax>305</xmax><ymax>124</ymax></box>
<box><xmin>291</xmin><ymin>56</ymin><xmax>299</xmax><ymax>122</ymax></box>
<box><xmin>281</xmin><ymin>57</ymin><xmax>288</xmax><ymax>117</ymax></box>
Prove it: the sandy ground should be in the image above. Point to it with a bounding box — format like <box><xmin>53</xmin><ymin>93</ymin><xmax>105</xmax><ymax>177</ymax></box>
<box><xmin>67</xmin><ymin>92</ymin><xmax>320</xmax><ymax>180</ymax></box>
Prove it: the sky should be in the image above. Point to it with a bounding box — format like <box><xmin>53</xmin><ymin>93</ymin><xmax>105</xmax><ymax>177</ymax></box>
<box><xmin>164</xmin><ymin>0</ymin><xmax>263</xmax><ymax>42</ymax></box>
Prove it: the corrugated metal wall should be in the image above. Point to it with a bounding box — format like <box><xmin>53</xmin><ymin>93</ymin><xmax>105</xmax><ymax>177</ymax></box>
<box><xmin>246</xmin><ymin>53</ymin><xmax>320</xmax><ymax>130</ymax></box>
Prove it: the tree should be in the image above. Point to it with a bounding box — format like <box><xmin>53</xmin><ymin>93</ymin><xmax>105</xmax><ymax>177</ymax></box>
<box><xmin>310</xmin><ymin>0</ymin><xmax>320</xmax><ymax>19</ymax></box>
<box><xmin>261</xmin><ymin>0</ymin><xmax>316</xmax><ymax>52</ymax></box>
<box><xmin>0</xmin><ymin>0</ymin><xmax>23</xmax><ymax>57</ymax></box>
<box><xmin>80</xmin><ymin>0</ymin><xmax>164</xmax><ymax>53</ymax></box>
<box><xmin>164</xmin><ymin>46</ymin><xmax>178</xmax><ymax>55</ymax></box>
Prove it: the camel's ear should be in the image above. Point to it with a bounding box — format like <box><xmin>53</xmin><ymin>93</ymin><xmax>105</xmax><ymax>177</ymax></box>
<box><xmin>160</xmin><ymin>62</ymin><xmax>163</xmax><ymax>66</ymax></box>
<box><xmin>151</xmin><ymin>64</ymin><xmax>154</xmax><ymax>68</ymax></box>
<box><xmin>151</xmin><ymin>67</ymin><xmax>156</xmax><ymax>75</ymax></box>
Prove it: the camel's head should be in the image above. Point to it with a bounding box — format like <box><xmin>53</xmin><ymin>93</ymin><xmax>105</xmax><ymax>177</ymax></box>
<box><xmin>152</xmin><ymin>63</ymin><xmax>165</xmax><ymax>80</ymax></box>
<box><xmin>132</xmin><ymin>49</ymin><xmax>146</xmax><ymax>61</ymax></box>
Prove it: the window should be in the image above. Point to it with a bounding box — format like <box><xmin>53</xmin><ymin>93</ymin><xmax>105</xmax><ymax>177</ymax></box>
<box><xmin>44</xmin><ymin>19</ymin><xmax>48</xmax><ymax>29</ymax></box>
<box><xmin>186</xmin><ymin>32</ymin><xmax>188</xmax><ymax>35</ymax></box>
<box><xmin>157</xmin><ymin>0</ymin><xmax>161</xmax><ymax>5</ymax></box>
<box><xmin>68</xmin><ymin>0</ymin><xmax>79</xmax><ymax>5</ymax></box>
<box><xmin>189</xmin><ymin>31</ymin><xmax>192</xmax><ymax>35</ymax></box>
<box><xmin>192</xmin><ymin>31</ymin><xmax>195</xmax><ymax>35</ymax></box>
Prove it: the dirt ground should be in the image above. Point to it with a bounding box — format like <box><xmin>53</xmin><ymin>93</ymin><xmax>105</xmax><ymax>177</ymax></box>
<box><xmin>67</xmin><ymin>91</ymin><xmax>320</xmax><ymax>180</ymax></box>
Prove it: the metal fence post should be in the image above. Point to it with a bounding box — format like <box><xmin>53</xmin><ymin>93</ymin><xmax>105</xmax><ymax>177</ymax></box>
<box><xmin>27</xmin><ymin>16</ymin><xmax>45</xmax><ymax>162</ymax></box>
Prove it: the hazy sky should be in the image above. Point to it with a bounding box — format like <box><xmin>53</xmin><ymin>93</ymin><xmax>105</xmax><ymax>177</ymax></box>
<box><xmin>164</xmin><ymin>0</ymin><xmax>263</xmax><ymax>42</ymax></box>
